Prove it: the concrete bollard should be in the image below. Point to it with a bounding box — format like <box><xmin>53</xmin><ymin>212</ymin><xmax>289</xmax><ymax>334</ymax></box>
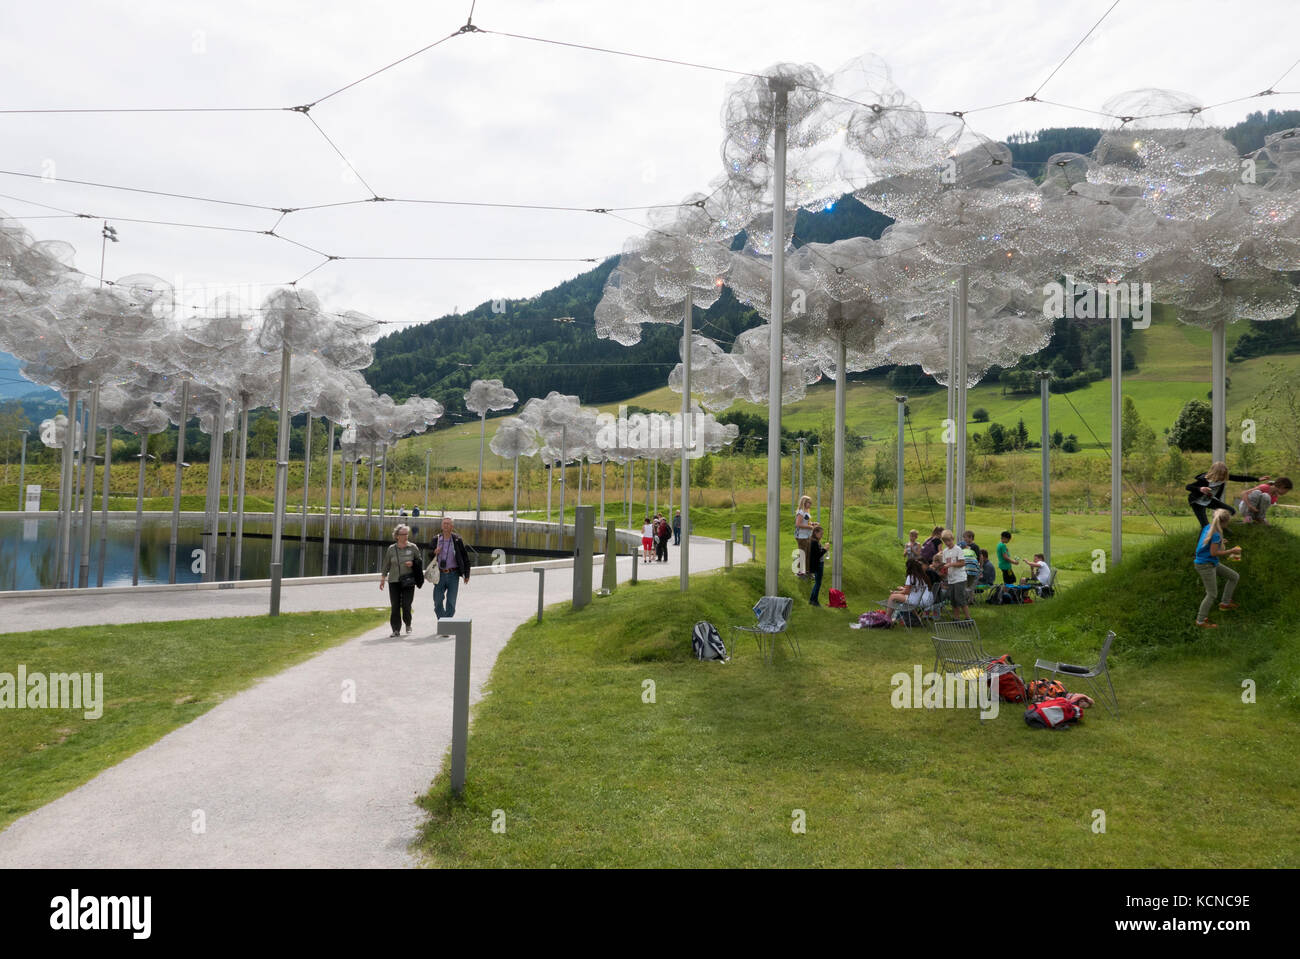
<box><xmin>631</xmin><ymin>546</ymin><xmax>638</xmax><ymax>585</ymax></box>
<box><xmin>533</xmin><ymin>568</ymin><xmax>544</xmax><ymax>624</ymax></box>
<box><xmin>442</xmin><ymin>616</ymin><xmax>472</xmax><ymax>796</ymax></box>
<box><xmin>742</xmin><ymin>524</ymin><xmax>751</xmax><ymax>546</ymax></box>
<box><xmin>725</xmin><ymin>540</ymin><xmax>733</xmax><ymax>570</ymax></box>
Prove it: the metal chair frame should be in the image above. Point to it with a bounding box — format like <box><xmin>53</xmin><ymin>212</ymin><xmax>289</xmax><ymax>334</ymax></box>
<box><xmin>731</xmin><ymin>596</ymin><xmax>797</xmax><ymax>664</ymax></box>
<box><xmin>1033</xmin><ymin>630</ymin><xmax>1118</xmax><ymax>716</ymax></box>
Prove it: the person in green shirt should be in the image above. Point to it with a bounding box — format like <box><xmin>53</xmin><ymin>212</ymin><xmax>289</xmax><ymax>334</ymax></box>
<box><xmin>996</xmin><ymin>530</ymin><xmax>1020</xmax><ymax>586</ymax></box>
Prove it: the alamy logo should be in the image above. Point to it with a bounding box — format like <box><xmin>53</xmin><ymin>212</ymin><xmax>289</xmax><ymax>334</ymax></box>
<box><xmin>1043</xmin><ymin>275</ymin><xmax>1151</xmax><ymax>329</ymax></box>
<box><xmin>50</xmin><ymin>890</ymin><xmax>151</xmax><ymax>939</ymax></box>
<box><xmin>891</xmin><ymin>665</ymin><xmax>999</xmax><ymax>719</ymax></box>
<box><xmin>593</xmin><ymin>405</ymin><xmax>705</xmax><ymax>455</ymax></box>
<box><xmin>0</xmin><ymin>666</ymin><xmax>103</xmax><ymax>719</ymax></box>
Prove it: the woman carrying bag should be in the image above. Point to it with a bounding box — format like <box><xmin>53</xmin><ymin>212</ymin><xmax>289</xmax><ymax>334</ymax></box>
<box><xmin>379</xmin><ymin>523</ymin><xmax>423</xmax><ymax>637</ymax></box>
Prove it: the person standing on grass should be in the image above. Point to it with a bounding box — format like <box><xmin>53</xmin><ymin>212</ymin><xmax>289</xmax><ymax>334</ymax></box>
<box><xmin>794</xmin><ymin>495</ymin><xmax>814</xmax><ymax>577</ymax></box>
<box><xmin>903</xmin><ymin>529</ymin><xmax>922</xmax><ymax>563</ymax></box>
<box><xmin>996</xmin><ymin>531</ymin><xmax>1020</xmax><ymax>585</ymax></box>
<box><xmin>378</xmin><ymin>523</ymin><xmax>422</xmax><ymax>637</ymax></box>
<box><xmin>1194</xmin><ymin>508</ymin><xmax>1242</xmax><ymax>628</ymax></box>
<box><xmin>426</xmin><ymin>516</ymin><xmax>470</xmax><ymax>621</ymax></box>
<box><xmin>807</xmin><ymin>524</ymin><xmax>827</xmax><ymax>606</ymax></box>
<box><xmin>939</xmin><ymin>530</ymin><xmax>969</xmax><ymax>619</ymax></box>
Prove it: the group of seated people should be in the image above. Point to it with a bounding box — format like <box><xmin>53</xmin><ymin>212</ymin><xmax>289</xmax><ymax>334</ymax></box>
<box><xmin>887</xmin><ymin>526</ymin><xmax>1052</xmax><ymax>616</ymax></box>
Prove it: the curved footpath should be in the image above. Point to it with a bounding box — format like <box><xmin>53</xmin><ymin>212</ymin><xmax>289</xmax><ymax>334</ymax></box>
<box><xmin>0</xmin><ymin>534</ymin><xmax>747</xmax><ymax>868</ymax></box>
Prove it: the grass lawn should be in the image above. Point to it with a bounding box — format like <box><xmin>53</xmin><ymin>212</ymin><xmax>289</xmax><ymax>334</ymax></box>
<box><xmin>0</xmin><ymin>610</ymin><xmax>378</xmax><ymax>831</ymax></box>
<box><xmin>414</xmin><ymin>508</ymin><xmax>1300</xmax><ymax>867</ymax></box>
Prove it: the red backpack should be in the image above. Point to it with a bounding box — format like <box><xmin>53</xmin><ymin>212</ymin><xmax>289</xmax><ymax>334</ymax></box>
<box><xmin>828</xmin><ymin>588</ymin><xmax>847</xmax><ymax>608</ymax></box>
<box><xmin>1024</xmin><ymin>696</ymin><xmax>1084</xmax><ymax>729</ymax></box>
<box><xmin>987</xmin><ymin>655</ymin><xmax>1027</xmax><ymax>702</ymax></box>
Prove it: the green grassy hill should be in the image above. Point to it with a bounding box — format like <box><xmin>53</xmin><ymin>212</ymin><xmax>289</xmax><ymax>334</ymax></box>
<box><xmin>414</xmin><ymin>505</ymin><xmax>1300</xmax><ymax>867</ymax></box>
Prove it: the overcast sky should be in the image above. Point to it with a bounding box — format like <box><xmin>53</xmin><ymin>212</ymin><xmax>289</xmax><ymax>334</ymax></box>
<box><xmin>2</xmin><ymin>0</ymin><xmax>1296</xmax><ymax>333</ymax></box>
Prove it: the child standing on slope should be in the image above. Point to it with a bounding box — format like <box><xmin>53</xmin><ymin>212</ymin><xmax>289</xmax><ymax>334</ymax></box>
<box><xmin>1194</xmin><ymin>508</ymin><xmax>1242</xmax><ymax>628</ymax></box>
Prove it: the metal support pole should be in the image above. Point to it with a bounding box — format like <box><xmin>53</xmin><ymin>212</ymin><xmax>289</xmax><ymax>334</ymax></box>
<box><xmin>168</xmin><ymin>380</ymin><xmax>189</xmax><ymax>585</ymax></box>
<box><xmin>203</xmin><ymin>394</ymin><xmax>225</xmax><ymax>583</ymax></box>
<box><xmin>234</xmin><ymin>398</ymin><xmax>249</xmax><ymax>580</ymax></box>
<box><xmin>1040</xmin><ymin>371</ymin><xmax>1052</xmax><ymax>567</ymax></box>
<box><xmin>1212</xmin><ymin>318</ymin><xmax>1226</xmax><ymax>463</ymax></box>
<box><xmin>132</xmin><ymin>433</ymin><xmax>149</xmax><ymax>586</ymax></box>
<box><xmin>96</xmin><ymin>428</ymin><xmax>110</xmax><ymax>587</ymax></box>
<box><xmin>945</xmin><ymin>291</ymin><xmax>956</xmax><ymax>532</ymax></box>
<box><xmin>322</xmin><ymin>419</ymin><xmax>334</xmax><ymax>573</ymax></box>
<box><xmin>299</xmin><ymin>414</ymin><xmax>312</xmax><ymax>577</ymax></box>
<box><xmin>814</xmin><ymin>443</ymin><xmax>821</xmax><ymax>524</ymax></box>
<box><xmin>833</xmin><ymin>333</ymin><xmax>846</xmax><ymax>591</ymax></box>
<box><xmin>1111</xmin><ymin>308</ymin><xmax>1122</xmax><ymax>567</ymax></box>
<box><xmin>57</xmin><ymin>390</ymin><xmax>78</xmax><ymax>589</ymax></box>
<box><xmin>365</xmin><ymin>441</ymin><xmax>376</xmax><ymax>543</ymax></box>
<box><xmin>446</xmin><ymin>617</ymin><xmax>472</xmax><ymax>796</ymax></box>
<box><xmin>797</xmin><ymin>436</ymin><xmax>806</xmax><ymax>504</ymax></box>
<box><xmin>16</xmin><ymin>430</ymin><xmax>26</xmax><ymax>513</ymax></box>
<box><xmin>681</xmin><ymin>296</ymin><xmax>692</xmax><ymax>593</ymax></box>
<box><xmin>424</xmin><ymin>449</ymin><xmax>431</xmax><ymax>516</ymax></box>
<box><xmin>78</xmin><ymin>383</ymin><xmax>100</xmax><ymax>588</ymax></box>
<box><xmin>476</xmin><ymin>410</ymin><xmax>486</xmax><ymax>522</ymax></box>
<box><xmin>955</xmin><ymin>266</ymin><xmax>970</xmax><ymax>539</ymax></box>
<box><xmin>599</xmin><ymin>459</ymin><xmax>606</xmax><ymax>529</ymax></box>
<box><xmin>378</xmin><ymin>445</ymin><xmax>387</xmax><ymax>523</ymax></box>
<box><xmin>223</xmin><ymin>416</ymin><xmax>236</xmax><ymax>580</ymax></box>
<box><xmin>269</xmin><ymin>346</ymin><xmax>291</xmax><ymax>616</ymax></box>
<box><xmin>559</xmin><ymin>426</ymin><xmax>567</xmax><ymax>537</ymax></box>
<box><xmin>512</xmin><ymin>457</ymin><xmax>519</xmax><ymax>547</ymax></box>
<box><xmin>895</xmin><ymin>395</ymin><xmax>906</xmax><ymax>540</ymax></box>
<box><xmin>764</xmin><ymin>78</ymin><xmax>790</xmax><ymax>596</ymax></box>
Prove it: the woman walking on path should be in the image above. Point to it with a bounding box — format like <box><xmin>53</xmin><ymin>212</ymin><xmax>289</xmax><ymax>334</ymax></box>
<box><xmin>1194</xmin><ymin>508</ymin><xmax>1242</xmax><ymax>629</ymax></box>
<box><xmin>379</xmin><ymin>523</ymin><xmax>423</xmax><ymax>637</ymax></box>
<box><xmin>794</xmin><ymin>496</ymin><xmax>814</xmax><ymax>577</ymax></box>
<box><xmin>1185</xmin><ymin>461</ymin><xmax>1270</xmax><ymax>528</ymax></box>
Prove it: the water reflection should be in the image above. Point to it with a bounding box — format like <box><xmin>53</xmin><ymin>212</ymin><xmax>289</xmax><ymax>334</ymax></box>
<box><xmin>0</xmin><ymin>515</ymin><xmax>608</xmax><ymax>592</ymax></box>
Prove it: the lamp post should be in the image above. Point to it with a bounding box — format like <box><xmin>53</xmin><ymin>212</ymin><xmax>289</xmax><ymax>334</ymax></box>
<box><xmin>13</xmin><ymin>429</ymin><xmax>26</xmax><ymax>510</ymax></box>
<box><xmin>895</xmin><ymin>395</ymin><xmax>907</xmax><ymax>540</ymax></box>
<box><xmin>424</xmin><ymin>449</ymin><xmax>432</xmax><ymax>515</ymax></box>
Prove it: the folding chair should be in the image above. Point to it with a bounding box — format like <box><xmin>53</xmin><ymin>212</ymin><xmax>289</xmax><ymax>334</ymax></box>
<box><xmin>930</xmin><ymin>619</ymin><xmax>982</xmax><ymax>674</ymax></box>
<box><xmin>1035</xmin><ymin>567</ymin><xmax>1059</xmax><ymax>599</ymax></box>
<box><xmin>1034</xmin><ymin>630</ymin><xmax>1118</xmax><ymax>716</ymax></box>
<box><xmin>731</xmin><ymin>596</ymin><xmax>796</xmax><ymax>664</ymax></box>
<box><xmin>930</xmin><ymin>635</ymin><xmax>1023</xmax><ymax>721</ymax></box>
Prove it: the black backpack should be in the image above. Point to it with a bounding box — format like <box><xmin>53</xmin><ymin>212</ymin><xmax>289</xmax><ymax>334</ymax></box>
<box><xmin>692</xmin><ymin>622</ymin><xmax>729</xmax><ymax>662</ymax></box>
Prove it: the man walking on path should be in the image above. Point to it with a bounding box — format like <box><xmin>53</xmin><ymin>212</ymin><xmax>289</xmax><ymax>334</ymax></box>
<box><xmin>672</xmin><ymin>511</ymin><xmax>681</xmax><ymax>546</ymax></box>
<box><xmin>427</xmin><ymin>516</ymin><xmax>471</xmax><ymax>620</ymax></box>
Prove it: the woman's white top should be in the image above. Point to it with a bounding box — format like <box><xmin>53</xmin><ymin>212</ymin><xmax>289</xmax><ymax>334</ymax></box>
<box><xmin>903</xmin><ymin>574</ymin><xmax>933</xmax><ymax>607</ymax></box>
<box><xmin>794</xmin><ymin>509</ymin><xmax>812</xmax><ymax>540</ymax></box>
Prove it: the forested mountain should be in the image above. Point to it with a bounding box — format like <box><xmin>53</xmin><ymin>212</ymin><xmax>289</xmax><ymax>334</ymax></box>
<box><xmin>357</xmin><ymin>113</ymin><xmax>1300</xmax><ymax>416</ymax></box>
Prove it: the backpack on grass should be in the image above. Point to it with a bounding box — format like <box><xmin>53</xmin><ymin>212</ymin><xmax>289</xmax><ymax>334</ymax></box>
<box><xmin>987</xmin><ymin>654</ymin><xmax>1027</xmax><ymax>702</ymax></box>
<box><xmin>692</xmin><ymin>621</ymin><xmax>729</xmax><ymax>662</ymax></box>
<box><xmin>1024</xmin><ymin>696</ymin><xmax>1084</xmax><ymax>729</ymax></box>
<box><xmin>828</xmin><ymin>588</ymin><xmax>847</xmax><ymax>609</ymax></box>
<box><xmin>857</xmin><ymin>610</ymin><xmax>893</xmax><ymax>628</ymax></box>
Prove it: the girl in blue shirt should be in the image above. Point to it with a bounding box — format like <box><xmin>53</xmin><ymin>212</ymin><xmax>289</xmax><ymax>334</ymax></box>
<box><xmin>1194</xmin><ymin>509</ymin><xmax>1242</xmax><ymax>628</ymax></box>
